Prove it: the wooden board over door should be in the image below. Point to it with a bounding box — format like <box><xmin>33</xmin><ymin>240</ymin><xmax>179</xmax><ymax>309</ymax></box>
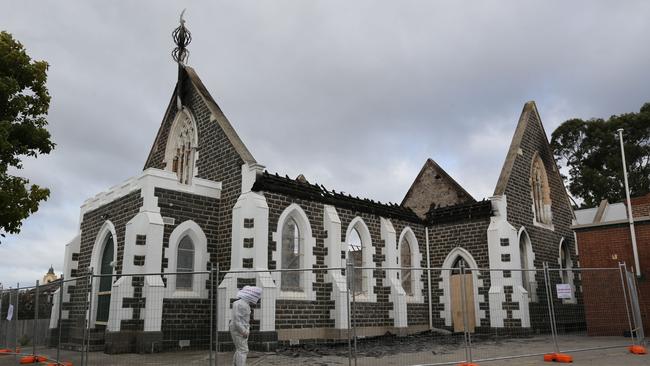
<box><xmin>450</xmin><ymin>273</ymin><xmax>476</xmax><ymax>333</ymax></box>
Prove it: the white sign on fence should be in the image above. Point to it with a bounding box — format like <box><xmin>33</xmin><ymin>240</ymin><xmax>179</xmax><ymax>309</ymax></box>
<box><xmin>6</xmin><ymin>304</ymin><xmax>13</xmax><ymax>321</ymax></box>
<box><xmin>556</xmin><ymin>284</ymin><xmax>572</xmax><ymax>299</ymax></box>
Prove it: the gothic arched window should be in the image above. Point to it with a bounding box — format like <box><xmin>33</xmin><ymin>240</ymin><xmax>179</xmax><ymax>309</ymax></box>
<box><xmin>531</xmin><ymin>154</ymin><xmax>552</xmax><ymax>225</ymax></box>
<box><xmin>347</xmin><ymin>227</ymin><xmax>363</xmax><ymax>294</ymax></box>
<box><xmin>559</xmin><ymin>240</ymin><xmax>571</xmax><ymax>284</ymax></box>
<box><xmin>176</xmin><ymin>236</ymin><xmax>195</xmax><ymax>290</ymax></box>
<box><xmin>400</xmin><ymin>237</ymin><xmax>413</xmax><ymax>296</ymax></box>
<box><xmin>281</xmin><ymin>217</ymin><xmax>302</xmax><ymax>291</ymax></box>
<box><xmin>165</xmin><ymin>110</ymin><xmax>197</xmax><ymax>184</ymax></box>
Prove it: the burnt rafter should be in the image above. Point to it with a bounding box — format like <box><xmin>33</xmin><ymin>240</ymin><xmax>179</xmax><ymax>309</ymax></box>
<box><xmin>252</xmin><ymin>171</ymin><xmax>421</xmax><ymax>222</ymax></box>
<box><xmin>425</xmin><ymin>199</ymin><xmax>493</xmax><ymax>225</ymax></box>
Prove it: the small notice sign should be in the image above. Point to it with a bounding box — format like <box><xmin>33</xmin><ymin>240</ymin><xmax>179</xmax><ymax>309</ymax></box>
<box><xmin>6</xmin><ymin>304</ymin><xmax>14</xmax><ymax>321</ymax></box>
<box><xmin>556</xmin><ymin>284</ymin><xmax>572</xmax><ymax>299</ymax></box>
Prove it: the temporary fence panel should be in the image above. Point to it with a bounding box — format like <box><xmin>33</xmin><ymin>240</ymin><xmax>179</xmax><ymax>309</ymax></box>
<box><xmin>548</xmin><ymin>264</ymin><xmax>634</xmax><ymax>354</ymax></box>
<box><xmin>626</xmin><ymin>269</ymin><xmax>646</xmax><ymax>342</ymax></box>
<box><xmin>219</xmin><ymin>267</ymin><xmax>353</xmax><ymax>366</ymax></box>
<box><xmin>1</xmin><ymin>263</ymin><xmax>646</xmax><ymax>366</ymax></box>
<box><xmin>82</xmin><ymin>271</ymin><xmax>213</xmax><ymax>366</ymax></box>
<box><xmin>344</xmin><ymin>267</ymin><xmax>468</xmax><ymax>366</ymax></box>
<box><xmin>457</xmin><ymin>267</ymin><xmax>556</xmax><ymax>364</ymax></box>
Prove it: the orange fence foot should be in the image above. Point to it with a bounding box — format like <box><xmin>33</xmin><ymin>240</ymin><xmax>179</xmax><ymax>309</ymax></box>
<box><xmin>543</xmin><ymin>353</ymin><xmax>573</xmax><ymax>363</ymax></box>
<box><xmin>544</xmin><ymin>353</ymin><xmax>556</xmax><ymax>362</ymax></box>
<box><xmin>457</xmin><ymin>363</ymin><xmax>479</xmax><ymax>366</ymax></box>
<box><xmin>555</xmin><ymin>353</ymin><xmax>573</xmax><ymax>363</ymax></box>
<box><xmin>629</xmin><ymin>345</ymin><xmax>647</xmax><ymax>355</ymax></box>
<box><xmin>0</xmin><ymin>349</ymin><xmax>13</xmax><ymax>355</ymax></box>
<box><xmin>19</xmin><ymin>355</ymin><xmax>38</xmax><ymax>364</ymax></box>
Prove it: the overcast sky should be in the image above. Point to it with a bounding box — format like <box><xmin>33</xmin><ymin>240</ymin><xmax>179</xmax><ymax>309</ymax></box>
<box><xmin>1</xmin><ymin>1</ymin><xmax>649</xmax><ymax>287</ymax></box>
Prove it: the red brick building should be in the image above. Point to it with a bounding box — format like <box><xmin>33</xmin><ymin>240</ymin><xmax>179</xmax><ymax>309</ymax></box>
<box><xmin>574</xmin><ymin>193</ymin><xmax>650</xmax><ymax>336</ymax></box>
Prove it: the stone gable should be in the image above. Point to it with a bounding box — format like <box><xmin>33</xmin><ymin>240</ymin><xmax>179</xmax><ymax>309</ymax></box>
<box><xmin>402</xmin><ymin>159</ymin><xmax>474</xmax><ymax>219</ymax></box>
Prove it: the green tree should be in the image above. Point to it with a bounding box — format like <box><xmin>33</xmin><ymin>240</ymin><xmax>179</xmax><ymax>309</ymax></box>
<box><xmin>551</xmin><ymin>103</ymin><xmax>650</xmax><ymax>208</ymax></box>
<box><xmin>0</xmin><ymin>31</ymin><xmax>55</xmax><ymax>241</ymax></box>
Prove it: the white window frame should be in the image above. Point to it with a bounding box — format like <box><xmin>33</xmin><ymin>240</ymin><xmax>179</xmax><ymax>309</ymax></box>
<box><xmin>530</xmin><ymin>153</ymin><xmax>554</xmax><ymax>230</ymax></box>
<box><xmin>558</xmin><ymin>238</ymin><xmax>576</xmax><ymax>304</ymax></box>
<box><xmin>165</xmin><ymin>220</ymin><xmax>208</xmax><ymax>298</ymax></box>
<box><xmin>398</xmin><ymin>227</ymin><xmax>424</xmax><ymax>303</ymax></box>
<box><xmin>272</xmin><ymin>204</ymin><xmax>316</xmax><ymax>301</ymax></box>
<box><xmin>89</xmin><ymin>220</ymin><xmax>118</xmax><ymax>328</ymax></box>
<box><xmin>345</xmin><ymin>217</ymin><xmax>376</xmax><ymax>302</ymax></box>
<box><xmin>163</xmin><ymin>107</ymin><xmax>199</xmax><ymax>185</ymax></box>
<box><xmin>518</xmin><ymin>228</ymin><xmax>538</xmax><ymax>302</ymax></box>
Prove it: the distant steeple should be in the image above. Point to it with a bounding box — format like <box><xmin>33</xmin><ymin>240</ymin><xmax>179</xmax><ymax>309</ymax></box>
<box><xmin>43</xmin><ymin>265</ymin><xmax>58</xmax><ymax>284</ymax></box>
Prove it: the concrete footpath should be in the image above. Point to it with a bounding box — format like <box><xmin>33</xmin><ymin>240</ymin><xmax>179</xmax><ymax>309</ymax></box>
<box><xmin>0</xmin><ymin>335</ymin><xmax>646</xmax><ymax>365</ymax></box>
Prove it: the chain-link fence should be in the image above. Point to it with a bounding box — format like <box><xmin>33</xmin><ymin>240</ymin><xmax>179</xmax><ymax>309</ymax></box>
<box><xmin>0</xmin><ymin>262</ymin><xmax>646</xmax><ymax>365</ymax></box>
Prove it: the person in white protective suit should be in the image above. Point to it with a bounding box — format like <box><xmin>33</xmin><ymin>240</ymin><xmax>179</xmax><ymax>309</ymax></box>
<box><xmin>230</xmin><ymin>286</ymin><xmax>262</xmax><ymax>366</ymax></box>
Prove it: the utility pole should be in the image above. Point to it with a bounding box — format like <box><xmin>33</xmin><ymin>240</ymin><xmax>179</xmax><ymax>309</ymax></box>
<box><xmin>617</xmin><ymin>128</ymin><xmax>641</xmax><ymax>277</ymax></box>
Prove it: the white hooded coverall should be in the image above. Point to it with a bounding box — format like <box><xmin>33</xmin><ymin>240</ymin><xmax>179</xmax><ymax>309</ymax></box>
<box><xmin>230</xmin><ymin>286</ymin><xmax>262</xmax><ymax>366</ymax></box>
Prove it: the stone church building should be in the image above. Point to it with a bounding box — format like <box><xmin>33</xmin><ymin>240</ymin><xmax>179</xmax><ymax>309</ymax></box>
<box><xmin>48</xmin><ymin>22</ymin><xmax>581</xmax><ymax>353</ymax></box>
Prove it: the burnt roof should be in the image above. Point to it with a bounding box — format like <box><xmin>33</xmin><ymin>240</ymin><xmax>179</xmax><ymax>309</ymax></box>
<box><xmin>425</xmin><ymin>200</ymin><xmax>493</xmax><ymax>225</ymax></box>
<box><xmin>252</xmin><ymin>171</ymin><xmax>421</xmax><ymax>222</ymax></box>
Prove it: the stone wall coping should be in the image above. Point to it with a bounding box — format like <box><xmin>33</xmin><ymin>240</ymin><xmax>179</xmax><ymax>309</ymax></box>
<box><xmin>80</xmin><ymin>168</ymin><xmax>222</xmax><ymax>217</ymax></box>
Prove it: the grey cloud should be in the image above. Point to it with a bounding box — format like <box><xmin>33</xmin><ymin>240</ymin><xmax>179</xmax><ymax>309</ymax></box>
<box><xmin>1</xmin><ymin>0</ymin><xmax>649</xmax><ymax>285</ymax></box>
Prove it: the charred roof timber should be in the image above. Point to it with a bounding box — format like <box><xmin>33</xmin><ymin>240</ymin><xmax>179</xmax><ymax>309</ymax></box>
<box><xmin>425</xmin><ymin>199</ymin><xmax>493</xmax><ymax>225</ymax></box>
<box><xmin>252</xmin><ymin>171</ymin><xmax>421</xmax><ymax>222</ymax></box>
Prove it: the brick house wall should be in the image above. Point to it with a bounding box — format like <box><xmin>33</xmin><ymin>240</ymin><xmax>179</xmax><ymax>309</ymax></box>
<box><xmin>575</xmin><ymin>219</ymin><xmax>650</xmax><ymax>336</ymax></box>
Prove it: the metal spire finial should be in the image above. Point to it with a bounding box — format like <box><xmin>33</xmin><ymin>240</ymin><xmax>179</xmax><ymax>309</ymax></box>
<box><xmin>172</xmin><ymin>9</ymin><xmax>192</xmax><ymax>64</ymax></box>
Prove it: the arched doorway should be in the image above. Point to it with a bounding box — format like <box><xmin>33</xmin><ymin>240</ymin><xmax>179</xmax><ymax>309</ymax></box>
<box><xmin>96</xmin><ymin>233</ymin><xmax>114</xmax><ymax>326</ymax></box>
<box><xmin>449</xmin><ymin>256</ymin><xmax>476</xmax><ymax>333</ymax></box>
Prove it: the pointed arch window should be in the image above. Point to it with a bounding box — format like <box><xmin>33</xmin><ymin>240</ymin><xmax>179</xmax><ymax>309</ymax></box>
<box><xmin>400</xmin><ymin>237</ymin><xmax>413</xmax><ymax>296</ymax></box>
<box><xmin>559</xmin><ymin>240</ymin><xmax>571</xmax><ymax>284</ymax></box>
<box><xmin>531</xmin><ymin>154</ymin><xmax>552</xmax><ymax>225</ymax></box>
<box><xmin>176</xmin><ymin>236</ymin><xmax>195</xmax><ymax>290</ymax></box>
<box><xmin>347</xmin><ymin>227</ymin><xmax>363</xmax><ymax>294</ymax></box>
<box><xmin>518</xmin><ymin>230</ymin><xmax>538</xmax><ymax>302</ymax></box>
<box><xmin>281</xmin><ymin>217</ymin><xmax>302</xmax><ymax>291</ymax></box>
<box><xmin>165</xmin><ymin>109</ymin><xmax>197</xmax><ymax>184</ymax></box>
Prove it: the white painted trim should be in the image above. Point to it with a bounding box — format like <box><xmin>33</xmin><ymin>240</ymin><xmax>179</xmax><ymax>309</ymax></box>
<box><xmin>398</xmin><ymin>227</ymin><xmax>424</xmax><ymax>304</ymax></box>
<box><xmin>381</xmin><ymin>218</ymin><xmax>406</xmax><ymax>327</ymax></box>
<box><xmin>558</xmin><ymin>237</ymin><xmax>576</xmax><ymax>304</ymax></box>
<box><xmin>345</xmin><ymin>217</ymin><xmax>376</xmax><ymax>302</ymax></box>
<box><xmin>530</xmin><ymin>152</ymin><xmax>554</xmax><ymax>231</ymax></box>
<box><xmin>439</xmin><ymin>247</ymin><xmax>483</xmax><ymax>327</ymax></box>
<box><xmin>323</xmin><ymin>205</ymin><xmax>349</xmax><ymax>329</ymax></box>
<box><xmin>89</xmin><ymin>221</ymin><xmax>118</xmax><ymax>329</ymax></box>
<box><xmin>163</xmin><ymin>107</ymin><xmax>199</xmax><ymax>183</ymax></box>
<box><xmin>517</xmin><ymin>227</ymin><xmax>538</xmax><ymax>302</ymax></box>
<box><xmin>271</xmin><ymin>203</ymin><xmax>316</xmax><ymax>301</ymax></box>
<box><xmin>165</xmin><ymin>220</ymin><xmax>209</xmax><ymax>299</ymax></box>
<box><xmin>80</xmin><ymin>168</ymin><xmax>221</xmax><ymax>220</ymax></box>
<box><xmin>488</xmin><ymin>194</ymin><xmax>531</xmax><ymax>328</ymax></box>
